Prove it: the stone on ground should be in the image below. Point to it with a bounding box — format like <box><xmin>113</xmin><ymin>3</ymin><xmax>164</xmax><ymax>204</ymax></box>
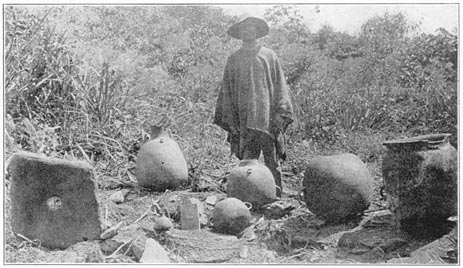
<box><xmin>45</xmin><ymin>241</ymin><xmax>102</xmax><ymax>263</ymax></box>
<box><xmin>99</xmin><ymin>224</ymin><xmax>148</xmax><ymax>261</ymax></box>
<box><xmin>180</xmin><ymin>198</ymin><xmax>201</xmax><ymax>230</ymax></box>
<box><xmin>262</xmin><ymin>200</ymin><xmax>295</xmax><ymax>219</ymax></box>
<box><xmin>108</xmin><ymin>190</ymin><xmax>126</xmax><ymax>204</ymax></box>
<box><xmin>387</xmin><ymin>227</ymin><xmax>457</xmax><ymax>264</ymax></box>
<box><xmin>100</xmin><ymin>221</ymin><xmax>124</xmax><ymax>240</ymax></box>
<box><xmin>139</xmin><ymin>238</ymin><xmax>170</xmax><ymax>263</ymax></box>
<box><xmin>187</xmin><ymin>197</ymin><xmax>208</xmax><ymax>226</ymax></box>
<box><xmin>9</xmin><ymin>151</ymin><xmax>102</xmax><ymax>249</ymax></box>
<box><xmin>166</xmin><ymin>229</ymin><xmax>241</xmax><ymax>263</ymax></box>
<box><xmin>359</xmin><ymin>210</ymin><xmax>397</xmax><ymax>228</ymax></box>
<box><xmin>205</xmin><ymin>195</ymin><xmax>217</xmax><ymax>206</ymax></box>
<box><xmin>337</xmin><ymin>218</ymin><xmax>408</xmax><ymax>263</ymax></box>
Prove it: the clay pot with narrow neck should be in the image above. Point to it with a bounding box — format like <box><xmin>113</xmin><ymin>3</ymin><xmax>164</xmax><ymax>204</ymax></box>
<box><xmin>226</xmin><ymin>159</ymin><xmax>277</xmax><ymax>209</ymax></box>
<box><xmin>135</xmin><ymin>126</ymin><xmax>188</xmax><ymax>191</ymax></box>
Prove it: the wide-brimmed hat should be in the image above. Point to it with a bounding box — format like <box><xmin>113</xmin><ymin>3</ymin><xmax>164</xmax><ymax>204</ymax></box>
<box><xmin>227</xmin><ymin>16</ymin><xmax>269</xmax><ymax>40</ymax></box>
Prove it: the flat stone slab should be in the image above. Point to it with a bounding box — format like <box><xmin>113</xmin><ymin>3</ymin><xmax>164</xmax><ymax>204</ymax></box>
<box><xmin>166</xmin><ymin>229</ymin><xmax>241</xmax><ymax>263</ymax></box>
<box><xmin>180</xmin><ymin>198</ymin><xmax>201</xmax><ymax>230</ymax></box>
<box><xmin>44</xmin><ymin>241</ymin><xmax>102</xmax><ymax>263</ymax></box>
<box><xmin>9</xmin><ymin>152</ymin><xmax>102</xmax><ymax>249</ymax></box>
<box><xmin>99</xmin><ymin>224</ymin><xmax>148</xmax><ymax>260</ymax></box>
<box><xmin>337</xmin><ymin>226</ymin><xmax>408</xmax><ymax>263</ymax></box>
<box><xmin>387</xmin><ymin>227</ymin><xmax>457</xmax><ymax>264</ymax></box>
<box><xmin>139</xmin><ymin>238</ymin><xmax>171</xmax><ymax>263</ymax></box>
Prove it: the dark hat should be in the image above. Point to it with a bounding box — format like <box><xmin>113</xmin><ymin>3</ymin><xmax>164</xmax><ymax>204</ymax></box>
<box><xmin>227</xmin><ymin>16</ymin><xmax>269</xmax><ymax>40</ymax></box>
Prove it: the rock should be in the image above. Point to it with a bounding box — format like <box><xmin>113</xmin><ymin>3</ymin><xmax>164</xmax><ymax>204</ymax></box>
<box><xmin>99</xmin><ymin>224</ymin><xmax>148</xmax><ymax>260</ymax></box>
<box><xmin>166</xmin><ymin>229</ymin><xmax>241</xmax><ymax>263</ymax></box>
<box><xmin>139</xmin><ymin>238</ymin><xmax>170</xmax><ymax>263</ymax></box>
<box><xmin>240</xmin><ymin>226</ymin><xmax>257</xmax><ymax>242</ymax></box>
<box><xmin>188</xmin><ymin>197</ymin><xmax>208</xmax><ymax>226</ymax></box>
<box><xmin>135</xmin><ymin>126</ymin><xmax>188</xmax><ymax>191</ymax></box>
<box><xmin>239</xmin><ymin>246</ymin><xmax>249</xmax><ymax>258</ymax></box>
<box><xmin>45</xmin><ymin>241</ymin><xmax>102</xmax><ymax>263</ymax></box>
<box><xmin>124</xmin><ymin>189</ymin><xmax>137</xmax><ymax>202</ymax></box>
<box><xmin>264</xmin><ymin>251</ymin><xmax>277</xmax><ymax>262</ymax></box>
<box><xmin>100</xmin><ymin>221</ymin><xmax>124</xmax><ymax>240</ymax></box>
<box><xmin>302</xmin><ymin>153</ymin><xmax>374</xmax><ymax>223</ymax></box>
<box><xmin>180</xmin><ymin>198</ymin><xmax>200</xmax><ymax>230</ymax></box>
<box><xmin>109</xmin><ymin>190</ymin><xmax>125</xmax><ymax>204</ymax></box>
<box><xmin>382</xmin><ymin>238</ymin><xmax>408</xmax><ymax>252</ymax></box>
<box><xmin>388</xmin><ymin>227</ymin><xmax>457</xmax><ymax>264</ymax></box>
<box><xmin>99</xmin><ymin>176</ymin><xmax>123</xmax><ymax>190</ymax></box>
<box><xmin>212</xmin><ymin>198</ymin><xmax>252</xmax><ymax>235</ymax></box>
<box><xmin>205</xmin><ymin>196</ymin><xmax>217</xmax><ymax>206</ymax></box>
<box><xmin>317</xmin><ymin>229</ymin><xmax>356</xmax><ymax>246</ymax></box>
<box><xmin>337</xmin><ymin>226</ymin><xmax>408</xmax><ymax>263</ymax></box>
<box><xmin>9</xmin><ymin>151</ymin><xmax>102</xmax><ymax>249</ymax></box>
<box><xmin>262</xmin><ymin>201</ymin><xmax>296</xmax><ymax>219</ymax></box>
<box><xmin>360</xmin><ymin>210</ymin><xmax>397</xmax><ymax>228</ymax></box>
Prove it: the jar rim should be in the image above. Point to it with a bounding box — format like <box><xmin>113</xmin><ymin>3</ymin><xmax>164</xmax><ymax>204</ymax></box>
<box><xmin>383</xmin><ymin>133</ymin><xmax>451</xmax><ymax>150</ymax></box>
<box><xmin>239</xmin><ymin>158</ymin><xmax>259</xmax><ymax>165</ymax></box>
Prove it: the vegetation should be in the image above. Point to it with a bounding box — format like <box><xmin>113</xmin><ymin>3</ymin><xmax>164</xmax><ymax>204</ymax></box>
<box><xmin>4</xmin><ymin>5</ymin><xmax>458</xmax><ymax>263</ymax></box>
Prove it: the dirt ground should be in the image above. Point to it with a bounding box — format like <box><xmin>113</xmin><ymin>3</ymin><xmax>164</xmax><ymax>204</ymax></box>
<box><xmin>4</xmin><ymin>164</ymin><xmax>458</xmax><ymax>264</ymax></box>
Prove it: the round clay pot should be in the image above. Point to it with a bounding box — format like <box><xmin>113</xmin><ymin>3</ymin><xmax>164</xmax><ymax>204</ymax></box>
<box><xmin>302</xmin><ymin>153</ymin><xmax>374</xmax><ymax>223</ymax></box>
<box><xmin>212</xmin><ymin>198</ymin><xmax>252</xmax><ymax>235</ymax></box>
<box><xmin>227</xmin><ymin>159</ymin><xmax>277</xmax><ymax>209</ymax></box>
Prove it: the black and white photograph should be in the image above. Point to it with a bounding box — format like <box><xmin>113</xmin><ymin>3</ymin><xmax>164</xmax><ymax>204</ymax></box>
<box><xmin>3</xmin><ymin>2</ymin><xmax>459</xmax><ymax>264</ymax></box>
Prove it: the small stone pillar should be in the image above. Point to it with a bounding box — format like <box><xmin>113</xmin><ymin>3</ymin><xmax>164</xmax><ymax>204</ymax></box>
<box><xmin>9</xmin><ymin>152</ymin><xmax>102</xmax><ymax>249</ymax></box>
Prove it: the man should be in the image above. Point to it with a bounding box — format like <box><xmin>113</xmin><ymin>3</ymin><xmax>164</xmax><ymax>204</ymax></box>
<box><xmin>214</xmin><ymin>16</ymin><xmax>294</xmax><ymax>197</ymax></box>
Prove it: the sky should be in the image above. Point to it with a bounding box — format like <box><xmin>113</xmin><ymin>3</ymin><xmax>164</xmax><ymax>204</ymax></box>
<box><xmin>217</xmin><ymin>4</ymin><xmax>458</xmax><ymax>35</ymax></box>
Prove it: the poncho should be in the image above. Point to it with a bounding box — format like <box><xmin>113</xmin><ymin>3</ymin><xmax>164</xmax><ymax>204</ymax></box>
<box><xmin>214</xmin><ymin>45</ymin><xmax>294</xmax><ymax>159</ymax></box>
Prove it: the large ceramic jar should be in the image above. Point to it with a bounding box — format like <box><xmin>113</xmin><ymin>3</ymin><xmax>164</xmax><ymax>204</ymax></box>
<box><xmin>135</xmin><ymin>126</ymin><xmax>188</xmax><ymax>191</ymax></box>
<box><xmin>301</xmin><ymin>153</ymin><xmax>374</xmax><ymax>223</ymax></box>
<box><xmin>212</xmin><ymin>198</ymin><xmax>252</xmax><ymax>235</ymax></box>
<box><xmin>382</xmin><ymin>133</ymin><xmax>457</xmax><ymax>225</ymax></box>
<box><xmin>227</xmin><ymin>159</ymin><xmax>277</xmax><ymax>208</ymax></box>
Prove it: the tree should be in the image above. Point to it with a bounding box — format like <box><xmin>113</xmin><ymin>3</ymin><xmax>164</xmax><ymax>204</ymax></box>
<box><xmin>264</xmin><ymin>5</ymin><xmax>309</xmax><ymax>44</ymax></box>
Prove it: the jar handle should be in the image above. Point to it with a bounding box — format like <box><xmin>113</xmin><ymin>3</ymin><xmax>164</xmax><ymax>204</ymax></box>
<box><xmin>151</xmin><ymin>203</ymin><xmax>162</xmax><ymax>215</ymax></box>
<box><xmin>244</xmin><ymin>202</ymin><xmax>253</xmax><ymax>210</ymax></box>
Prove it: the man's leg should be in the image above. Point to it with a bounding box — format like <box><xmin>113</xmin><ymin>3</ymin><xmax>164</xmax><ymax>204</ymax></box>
<box><xmin>261</xmin><ymin>133</ymin><xmax>283</xmax><ymax>197</ymax></box>
<box><xmin>242</xmin><ymin>129</ymin><xmax>282</xmax><ymax>197</ymax></box>
<box><xmin>242</xmin><ymin>129</ymin><xmax>261</xmax><ymax>160</ymax></box>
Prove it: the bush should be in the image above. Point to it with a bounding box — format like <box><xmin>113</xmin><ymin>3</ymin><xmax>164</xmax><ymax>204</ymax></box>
<box><xmin>4</xmin><ymin>5</ymin><xmax>458</xmax><ymax>171</ymax></box>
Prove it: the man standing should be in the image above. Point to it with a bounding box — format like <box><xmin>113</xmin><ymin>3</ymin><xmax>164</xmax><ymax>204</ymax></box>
<box><xmin>214</xmin><ymin>16</ymin><xmax>294</xmax><ymax>197</ymax></box>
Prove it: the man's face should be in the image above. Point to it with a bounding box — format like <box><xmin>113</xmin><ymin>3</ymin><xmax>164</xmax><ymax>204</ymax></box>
<box><xmin>240</xmin><ymin>25</ymin><xmax>257</xmax><ymax>41</ymax></box>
